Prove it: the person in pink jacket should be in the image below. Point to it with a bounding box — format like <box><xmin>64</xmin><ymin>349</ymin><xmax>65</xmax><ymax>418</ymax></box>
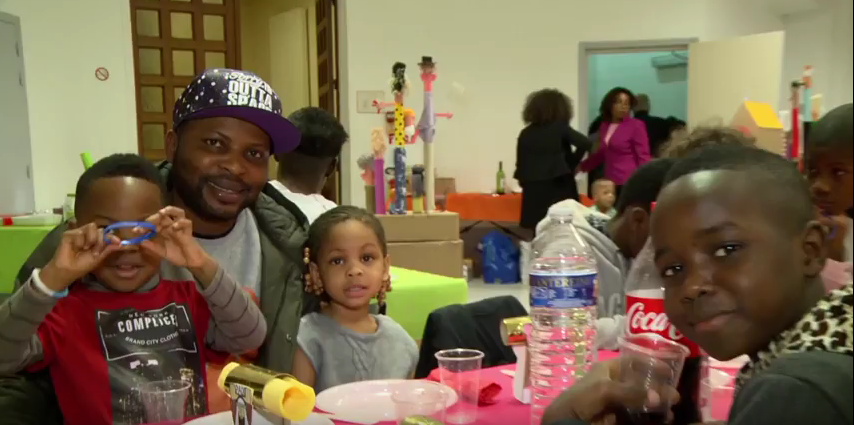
<box><xmin>579</xmin><ymin>87</ymin><xmax>651</xmax><ymax>198</ymax></box>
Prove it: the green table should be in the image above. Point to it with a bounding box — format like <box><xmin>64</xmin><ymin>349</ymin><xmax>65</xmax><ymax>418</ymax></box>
<box><xmin>0</xmin><ymin>228</ymin><xmax>469</xmax><ymax>339</ymax></box>
<box><xmin>385</xmin><ymin>266</ymin><xmax>468</xmax><ymax>340</ymax></box>
<box><xmin>0</xmin><ymin>226</ymin><xmax>54</xmax><ymax>293</ymax></box>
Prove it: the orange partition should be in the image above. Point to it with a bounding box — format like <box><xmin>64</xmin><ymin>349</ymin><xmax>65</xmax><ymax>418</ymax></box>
<box><xmin>444</xmin><ymin>192</ymin><xmax>594</xmax><ymax>222</ymax></box>
<box><xmin>445</xmin><ymin>193</ymin><xmax>522</xmax><ymax>222</ymax></box>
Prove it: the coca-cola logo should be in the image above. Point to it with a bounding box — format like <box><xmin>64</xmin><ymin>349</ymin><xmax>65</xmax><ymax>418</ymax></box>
<box><xmin>626</xmin><ymin>301</ymin><xmax>686</xmax><ymax>342</ymax></box>
<box><xmin>625</xmin><ymin>295</ymin><xmax>701</xmax><ymax>357</ymax></box>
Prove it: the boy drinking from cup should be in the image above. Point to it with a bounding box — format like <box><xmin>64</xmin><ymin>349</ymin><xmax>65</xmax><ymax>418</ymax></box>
<box><xmin>543</xmin><ymin>144</ymin><xmax>852</xmax><ymax>425</ymax></box>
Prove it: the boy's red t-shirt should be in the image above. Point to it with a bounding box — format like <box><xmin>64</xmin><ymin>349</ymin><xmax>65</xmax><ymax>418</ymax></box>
<box><xmin>27</xmin><ymin>279</ymin><xmax>219</xmax><ymax>425</ymax></box>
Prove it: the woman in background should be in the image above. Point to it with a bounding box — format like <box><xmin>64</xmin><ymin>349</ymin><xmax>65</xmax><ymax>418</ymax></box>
<box><xmin>585</xmin><ymin>116</ymin><xmax>605</xmax><ymax>196</ymax></box>
<box><xmin>578</xmin><ymin>87</ymin><xmax>650</xmax><ymax>198</ymax></box>
<box><xmin>515</xmin><ymin>89</ymin><xmax>591</xmax><ymax>235</ymax></box>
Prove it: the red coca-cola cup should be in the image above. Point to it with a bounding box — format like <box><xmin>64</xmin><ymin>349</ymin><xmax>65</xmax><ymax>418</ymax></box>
<box><xmin>624</xmin><ymin>241</ymin><xmax>705</xmax><ymax>425</ymax></box>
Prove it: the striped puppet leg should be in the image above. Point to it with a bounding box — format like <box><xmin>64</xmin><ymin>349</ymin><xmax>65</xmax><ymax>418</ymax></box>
<box><xmin>391</xmin><ymin>146</ymin><xmax>407</xmax><ymax>214</ymax></box>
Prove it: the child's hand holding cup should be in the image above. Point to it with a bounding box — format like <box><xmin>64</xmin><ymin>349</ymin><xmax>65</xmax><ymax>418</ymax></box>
<box><xmin>541</xmin><ymin>346</ymin><xmax>681</xmax><ymax>424</ymax></box>
<box><xmin>616</xmin><ymin>334</ymin><xmax>690</xmax><ymax>424</ymax></box>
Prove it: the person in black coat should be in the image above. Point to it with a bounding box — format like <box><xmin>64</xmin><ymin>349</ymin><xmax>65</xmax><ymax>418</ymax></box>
<box><xmin>633</xmin><ymin>94</ymin><xmax>671</xmax><ymax>157</ymax></box>
<box><xmin>586</xmin><ymin>114</ymin><xmax>604</xmax><ymax>196</ymax></box>
<box><xmin>514</xmin><ymin>89</ymin><xmax>591</xmax><ymax>233</ymax></box>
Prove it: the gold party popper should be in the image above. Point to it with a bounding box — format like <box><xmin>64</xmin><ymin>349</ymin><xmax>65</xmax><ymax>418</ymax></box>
<box><xmin>217</xmin><ymin>362</ymin><xmax>315</xmax><ymax>422</ymax></box>
<box><xmin>400</xmin><ymin>416</ymin><xmax>444</xmax><ymax>425</ymax></box>
<box><xmin>499</xmin><ymin>316</ymin><xmax>533</xmax><ymax>404</ymax></box>
<box><xmin>500</xmin><ymin>316</ymin><xmax>531</xmax><ymax>346</ymax></box>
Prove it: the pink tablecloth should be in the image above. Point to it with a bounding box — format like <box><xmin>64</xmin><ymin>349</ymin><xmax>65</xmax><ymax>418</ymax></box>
<box><xmin>328</xmin><ymin>350</ymin><xmax>737</xmax><ymax>425</ymax></box>
<box><xmin>324</xmin><ymin>364</ymin><xmax>529</xmax><ymax>425</ymax></box>
<box><xmin>329</xmin><ymin>351</ymin><xmax>618</xmax><ymax>425</ymax></box>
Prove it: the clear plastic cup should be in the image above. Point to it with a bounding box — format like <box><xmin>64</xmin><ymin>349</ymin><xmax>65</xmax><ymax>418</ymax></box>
<box><xmin>138</xmin><ymin>379</ymin><xmax>190</xmax><ymax>424</ymax></box>
<box><xmin>392</xmin><ymin>381</ymin><xmax>448</xmax><ymax>424</ymax></box>
<box><xmin>434</xmin><ymin>349</ymin><xmax>484</xmax><ymax>424</ymax></box>
<box><xmin>616</xmin><ymin>334</ymin><xmax>689</xmax><ymax>423</ymax></box>
<box><xmin>701</xmin><ymin>368</ymin><xmax>736</xmax><ymax>421</ymax></box>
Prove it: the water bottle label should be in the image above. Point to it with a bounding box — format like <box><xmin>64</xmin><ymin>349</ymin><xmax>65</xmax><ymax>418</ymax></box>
<box><xmin>529</xmin><ymin>272</ymin><xmax>597</xmax><ymax>308</ymax></box>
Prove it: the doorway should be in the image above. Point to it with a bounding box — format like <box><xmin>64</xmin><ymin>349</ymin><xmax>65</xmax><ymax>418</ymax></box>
<box><xmin>586</xmin><ymin>50</ymin><xmax>689</xmax><ymax>129</ymax></box>
<box><xmin>240</xmin><ymin>0</ymin><xmax>341</xmax><ymax>203</ymax></box>
<box><xmin>576</xmin><ymin>33</ymin><xmax>786</xmax><ymax>193</ymax></box>
<box><xmin>578</xmin><ymin>38</ymin><xmax>697</xmax><ymax>133</ymax></box>
<box><xmin>577</xmin><ymin>39</ymin><xmax>695</xmax><ymax>196</ymax></box>
<box><xmin>579</xmin><ymin>33</ymin><xmax>786</xmax><ymax>133</ymax></box>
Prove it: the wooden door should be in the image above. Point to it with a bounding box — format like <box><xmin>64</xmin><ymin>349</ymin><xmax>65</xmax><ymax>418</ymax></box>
<box><xmin>316</xmin><ymin>0</ymin><xmax>341</xmax><ymax>203</ymax></box>
<box><xmin>129</xmin><ymin>0</ymin><xmax>241</xmax><ymax>160</ymax></box>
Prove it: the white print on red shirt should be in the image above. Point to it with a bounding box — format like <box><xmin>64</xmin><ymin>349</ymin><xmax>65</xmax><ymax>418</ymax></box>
<box><xmin>95</xmin><ymin>303</ymin><xmax>205</xmax><ymax>424</ymax></box>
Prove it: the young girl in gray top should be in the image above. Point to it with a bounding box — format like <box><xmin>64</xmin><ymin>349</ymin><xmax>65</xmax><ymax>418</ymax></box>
<box><xmin>293</xmin><ymin>206</ymin><xmax>418</xmax><ymax>393</ymax></box>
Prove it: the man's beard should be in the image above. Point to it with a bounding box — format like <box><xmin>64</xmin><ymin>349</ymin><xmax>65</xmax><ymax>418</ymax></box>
<box><xmin>170</xmin><ymin>153</ymin><xmax>253</xmax><ymax>222</ymax></box>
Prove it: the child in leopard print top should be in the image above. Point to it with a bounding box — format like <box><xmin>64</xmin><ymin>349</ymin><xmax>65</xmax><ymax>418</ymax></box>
<box><xmin>540</xmin><ymin>144</ymin><xmax>852</xmax><ymax>425</ymax></box>
<box><xmin>648</xmin><ymin>145</ymin><xmax>852</xmax><ymax>425</ymax></box>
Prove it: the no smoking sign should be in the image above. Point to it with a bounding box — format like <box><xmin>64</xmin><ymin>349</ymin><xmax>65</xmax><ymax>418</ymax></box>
<box><xmin>95</xmin><ymin>67</ymin><xmax>110</xmax><ymax>81</ymax></box>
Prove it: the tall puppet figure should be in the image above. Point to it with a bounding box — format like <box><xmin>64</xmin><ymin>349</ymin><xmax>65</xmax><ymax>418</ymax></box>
<box><xmin>411</xmin><ymin>165</ymin><xmax>425</xmax><ymax>214</ymax></box>
<box><xmin>790</xmin><ymin>80</ymin><xmax>802</xmax><ymax>161</ymax></box>
<box><xmin>370</xmin><ymin>128</ymin><xmax>387</xmax><ymax>213</ymax></box>
<box><xmin>388</xmin><ymin>62</ymin><xmax>412</xmax><ymax>214</ymax></box>
<box><xmin>410</xmin><ymin>56</ymin><xmax>453</xmax><ymax>213</ymax></box>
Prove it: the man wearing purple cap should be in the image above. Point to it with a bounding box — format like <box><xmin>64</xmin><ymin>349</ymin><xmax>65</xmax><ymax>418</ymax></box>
<box><xmin>0</xmin><ymin>69</ymin><xmax>315</xmax><ymax>422</ymax></box>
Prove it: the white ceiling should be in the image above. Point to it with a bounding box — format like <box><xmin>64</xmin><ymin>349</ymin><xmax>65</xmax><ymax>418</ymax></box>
<box><xmin>758</xmin><ymin>0</ymin><xmax>828</xmax><ymax>16</ymax></box>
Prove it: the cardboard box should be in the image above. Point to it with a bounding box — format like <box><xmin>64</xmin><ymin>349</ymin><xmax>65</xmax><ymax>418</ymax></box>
<box><xmin>388</xmin><ymin>239</ymin><xmax>463</xmax><ymax>278</ymax></box>
<box><xmin>731</xmin><ymin>101</ymin><xmax>785</xmax><ymax>156</ymax></box>
<box><xmin>434</xmin><ymin>177</ymin><xmax>457</xmax><ymax>210</ymax></box>
<box><xmin>376</xmin><ymin>211</ymin><xmax>459</xmax><ymax>242</ymax></box>
<box><xmin>436</xmin><ymin>177</ymin><xmax>457</xmax><ymax>196</ymax></box>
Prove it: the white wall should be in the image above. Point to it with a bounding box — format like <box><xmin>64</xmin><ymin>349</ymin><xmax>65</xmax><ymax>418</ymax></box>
<box><xmin>4</xmin><ymin>0</ymin><xmax>815</xmax><ymax>211</ymax></box>
<box><xmin>780</xmin><ymin>0</ymin><xmax>853</xmax><ymax>114</ymax></box>
<box><xmin>688</xmin><ymin>31</ymin><xmax>785</xmax><ymax>128</ymax></box>
<box><xmin>587</xmin><ymin>51</ymin><xmax>689</xmax><ymax>122</ymax></box>
<box><xmin>0</xmin><ymin>0</ymin><xmax>137</xmax><ymax>211</ymax></box>
<box><xmin>337</xmin><ymin>0</ymin><xmax>784</xmax><ymax>207</ymax></box>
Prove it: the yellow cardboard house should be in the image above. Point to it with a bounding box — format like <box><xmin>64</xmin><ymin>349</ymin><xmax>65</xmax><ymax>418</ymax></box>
<box><xmin>730</xmin><ymin>101</ymin><xmax>785</xmax><ymax>156</ymax></box>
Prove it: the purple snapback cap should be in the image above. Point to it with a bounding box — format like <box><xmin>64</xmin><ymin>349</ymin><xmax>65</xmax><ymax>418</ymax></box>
<box><xmin>172</xmin><ymin>68</ymin><xmax>300</xmax><ymax>154</ymax></box>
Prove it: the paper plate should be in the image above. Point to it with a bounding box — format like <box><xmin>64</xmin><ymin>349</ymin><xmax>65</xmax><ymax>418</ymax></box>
<box><xmin>315</xmin><ymin>379</ymin><xmax>458</xmax><ymax>423</ymax></box>
<box><xmin>184</xmin><ymin>410</ymin><xmax>333</xmax><ymax>425</ymax></box>
<box><xmin>706</xmin><ymin>368</ymin><xmax>736</xmax><ymax>388</ymax></box>
<box><xmin>710</xmin><ymin>354</ymin><xmax>749</xmax><ymax>370</ymax></box>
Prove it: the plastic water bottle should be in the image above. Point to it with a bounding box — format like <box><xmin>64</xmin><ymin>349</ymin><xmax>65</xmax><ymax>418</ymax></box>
<box><xmin>528</xmin><ymin>209</ymin><xmax>598</xmax><ymax>424</ymax></box>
